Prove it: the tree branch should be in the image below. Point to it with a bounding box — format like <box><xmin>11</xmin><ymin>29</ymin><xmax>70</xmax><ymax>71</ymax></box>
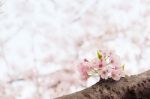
<box><xmin>56</xmin><ymin>70</ymin><xmax>150</xmax><ymax>99</ymax></box>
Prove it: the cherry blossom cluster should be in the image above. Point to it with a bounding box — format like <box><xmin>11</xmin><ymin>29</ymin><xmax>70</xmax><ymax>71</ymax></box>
<box><xmin>78</xmin><ymin>50</ymin><xmax>125</xmax><ymax>81</ymax></box>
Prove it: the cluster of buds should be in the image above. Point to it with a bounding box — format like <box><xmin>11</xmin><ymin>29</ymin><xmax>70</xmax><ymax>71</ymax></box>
<box><xmin>78</xmin><ymin>50</ymin><xmax>125</xmax><ymax>81</ymax></box>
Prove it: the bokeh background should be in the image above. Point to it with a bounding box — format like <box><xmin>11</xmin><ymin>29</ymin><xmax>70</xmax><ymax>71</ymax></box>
<box><xmin>0</xmin><ymin>0</ymin><xmax>150</xmax><ymax>98</ymax></box>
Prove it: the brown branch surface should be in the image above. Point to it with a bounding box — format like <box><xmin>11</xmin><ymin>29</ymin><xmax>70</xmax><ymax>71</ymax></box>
<box><xmin>56</xmin><ymin>70</ymin><xmax>150</xmax><ymax>99</ymax></box>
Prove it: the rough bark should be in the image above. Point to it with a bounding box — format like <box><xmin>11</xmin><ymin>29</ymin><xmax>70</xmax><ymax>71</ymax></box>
<box><xmin>56</xmin><ymin>70</ymin><xmax>150</xmax><ymax>99</ymax></box>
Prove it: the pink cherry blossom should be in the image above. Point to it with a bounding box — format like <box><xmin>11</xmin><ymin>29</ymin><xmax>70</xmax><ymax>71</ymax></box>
<box><xmin>98</xmin><ymin>59</ymin><xmax>106</xmax><ymax>68</ymax></box>
<box><xmin>99</xmin><ymin>67</ymin><xmax>109</xmax><ymax>79</ymax></box>
<box><xmin>91</xmin><ymin>58</ymin><xmax>106</xmax><ymax>69</ymax></box>
<box><xmin>78</xmin><ymin>50</ymin><xmax>125</xmax><ymax>81</ymax></box>
<box><xmin>111</xmin><ymin>69</ymin><xmax>122</xmax><ymax>81</ymax></box>
<box><xmin>78</xmin><ymin>59</ymin><xmax>92</xmax><ymax>81</ymax></box>
<box><xmin>109</xmin><ymin>53</ymin><xmax>121</xmax><ymax>65</ymax></box>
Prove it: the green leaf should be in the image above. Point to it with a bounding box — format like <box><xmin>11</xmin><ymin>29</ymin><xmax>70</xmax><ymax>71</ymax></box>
<box><xmin>97</xmin><ymin>50</ymin><xmax>102</xmax><ymax>60</ymax></box>
<box><xmin>121</xmin><ymin>64</ymin><xmax>125</xmax><ymax>70</ymax></box>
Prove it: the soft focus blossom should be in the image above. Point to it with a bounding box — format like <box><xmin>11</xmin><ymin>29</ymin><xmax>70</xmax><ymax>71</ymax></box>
<box><xmin>78</xmin><ymin>59</ymin><xmax>92</xmax><ymax>80</ymax></box>
<box><xmin>78</xmin><ymin>50</ymin><xmax>125</xmax><ymax>81</ymax></box>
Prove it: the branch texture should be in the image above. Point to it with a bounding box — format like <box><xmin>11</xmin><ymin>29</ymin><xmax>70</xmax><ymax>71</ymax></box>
<box><xmin>56</xmin><ymin>70</ymin><xmax>150</xmax><ymax>99</ymax></box>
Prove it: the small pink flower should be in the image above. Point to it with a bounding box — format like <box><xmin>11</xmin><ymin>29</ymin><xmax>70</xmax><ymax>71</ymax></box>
<box><xmin>109</xmin><ymin>54</ymin><xmax>121</xmax><ymax>66</ymax></box>
<box><xmin>78</xmin><ymin>59</ymin><xmax>92</xmax><ymax>80</ymax></box>
<box><xmin>91</xmin><ymin>58</ymin><xmax>106</xmax><ymax>69</ymax></box>
<box><xmin>81</xmin><ymin>71</ymin><xmax>89</xmax><ymax>81</ymax></box>
<box><xmin>91</xmin><ymin>58</ymin><xmax>99</xmax><ymax>68</ymax></box>
<box><xmin>98</xmin><ymin>59</ymin><xmax>106</xmax><ymax>68</ymax></box>
<box><xmin>99</xmin><ymin>67</ymin><xmax>109</xmax><ymax>79</ymax></box>
<box><xmin>111</xmin><ymin>69</ymin><xmax>121</xmax><ymax>81</ymax></box>
<box><xmin>78</xmin><ymin>66</ymin><xmax>89</xmax><ymax>81</ymax></box>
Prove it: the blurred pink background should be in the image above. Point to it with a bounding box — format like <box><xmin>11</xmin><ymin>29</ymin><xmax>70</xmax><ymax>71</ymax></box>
<box><xmin>0</xmin><ymin>0</ymin><xmax>150</xmax><ymax>98</ymax></box>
